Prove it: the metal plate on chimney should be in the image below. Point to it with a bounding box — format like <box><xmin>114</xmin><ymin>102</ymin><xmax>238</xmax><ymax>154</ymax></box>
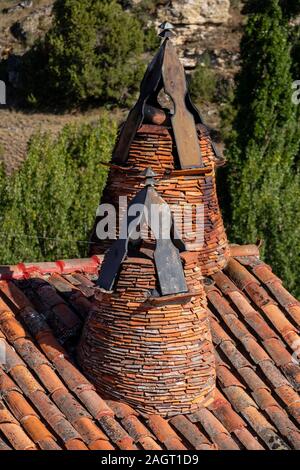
<box><xmin>162</xmin><ymin>40</ymin><xmax>203</xmax><ymax>169</ymax></box>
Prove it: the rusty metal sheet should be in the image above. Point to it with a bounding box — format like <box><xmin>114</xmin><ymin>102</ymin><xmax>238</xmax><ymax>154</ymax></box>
<box><xmin>112</xmin><ymin>42</ymin><xmax>166</xmax><ymax>164</ymax></box>
<box><xmin>162</xmin><ymin>40</ymin><xmax>203</xmax><ymax>169</ymax></box>
<box><xmin>97</xmin><ymin>172</ymin><xmax>187</xmax><ymax>296</ymax></box>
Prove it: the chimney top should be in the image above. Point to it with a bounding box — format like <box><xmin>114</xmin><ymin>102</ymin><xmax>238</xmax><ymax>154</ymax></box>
<box><xmin>97</xmin><ymin>172</ymin><xmax>187</xmax><ymax>296</ymax></box>
<box><xmin>111</xmin><ymin>26</ymin><xmax>218</xmax><ymax>168</ymax></box>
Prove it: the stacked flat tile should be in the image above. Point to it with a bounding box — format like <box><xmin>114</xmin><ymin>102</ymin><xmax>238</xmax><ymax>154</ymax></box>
<box><xmin>0</xmin><ymin>247</ymin><xmax>299</xmax><ymax>449</ymax></box>
<box><xmin>90</xmin><ymin>123</ymin><xmax>230</xmax><ymax>276</ymax></box>
<box><xmin>78</xmin><ymin>251</ymin><xmax>215</xmax><ymax>417</ymax></box>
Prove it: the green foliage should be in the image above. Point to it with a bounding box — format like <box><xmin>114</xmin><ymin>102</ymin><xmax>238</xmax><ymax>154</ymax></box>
<box><xmin>189</xmin><ymin>63</ymin><xmax>218</xmax><ymax>104</ymax></box>
<box><xmin>22</xmin><ymin>0</ymin><xmax>152</xmax><ymax>107</ymax></box>
<box><xmin>0</xmin><ymin>115</ymin><xmax>117</xmax><ymax>264</ymax></box>
<box><xmin>223</xmin><ymin>0</ymin><xmax>300</xmax><ymax>296</ymax></box>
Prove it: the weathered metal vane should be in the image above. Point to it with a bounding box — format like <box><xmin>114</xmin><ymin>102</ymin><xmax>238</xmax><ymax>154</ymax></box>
<box><xmin>97</xmin><ymin>168</ymin><xmax>188</xmax><ymax>296</ymax></box>
<box><xmin>112</xmin><ymin>22</ymin><xmax>219</xmax><ymax>168</ymax></box>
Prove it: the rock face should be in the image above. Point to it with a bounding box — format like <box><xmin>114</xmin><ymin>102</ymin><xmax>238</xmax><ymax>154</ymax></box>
<box><xmin>10</xmin><ymin>6</ymin><xmax>53</xmax><ymax>45</ymax></box>
<box><xmin>156</xmin><ymin>0</ymin><xmax>230</xmax><ymax>26</ymax></box>
<box><xmin>129</xmin><ymin>0</ymin><xmax>239</xmax><ymax>71</ymax></box>
<box><xmin>155</xmin><ymin>0</ymin><xmax>232</xmax><ymax>68</ymax></box>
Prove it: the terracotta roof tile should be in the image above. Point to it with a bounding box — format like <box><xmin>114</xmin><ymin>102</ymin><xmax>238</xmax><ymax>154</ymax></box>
<box><xmin>0</xmin><ymin>402</ymin><xmax>37</xmax><ymax>450</ymax></box>
<box><xmin>233</xmin><ymin>428</ymin><xmax>264</xmax><ymax>450</ymax></box>
<box><xmin>106</xmin><ymin>400</ymin><xmax>138</xmax><ymax>419</ymax></box>
<box><xmin>121</xmin><ymin>415</ymin><xmax>152</xmax><ymax>442</ymax></box>
<box><xmin>139</xmin><ymin>436</ymin><xmax>163</xmax><ymax>450</ymax></box>
<box><xmin>0</xmin><ymin>250</ymin><xmax>298</xmax><ymax>450</ymax></box>
<box><xmin>0</xmin><ymin>436</ymin><xmax>12</xmax><ymax>450</ymax></box>
<box><xmin>189</xmin><ymin>408</ymin><xmax>240</xmax><ymax>450</ymax></box>
<box><xmin>20</xmin><ymin>415</ymin><xmax>60</xmax><ymax>450</ymax></box>
<box><xmin>73</xmin><ymin>416</ymin><xmax>108</xmax><ymax>447</ymax></box>
<box><xmin>208</xmin><ymin>391</ymin><xmax>245</xmax><ymax>433</ymax></box>
<box><xmin>97</xmin><ymin>415</ymin><xmax>136</xmax><ymax>449</ymax></box>
<box><xmin>147</xmin><ymin>415</ymin><xmax>187</xmax><ymax>450</ymax></box>
<box><xmin>170</xmin><ymin>415</ymin><xmax>216</xmax><ymax>450</ymax></box>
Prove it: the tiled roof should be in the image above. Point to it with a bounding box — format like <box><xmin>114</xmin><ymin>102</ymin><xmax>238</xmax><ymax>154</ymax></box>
<box><xmin>0</xmin><ymin>245</ymin><xmax>299</xmax><ymax>450</ymax></box>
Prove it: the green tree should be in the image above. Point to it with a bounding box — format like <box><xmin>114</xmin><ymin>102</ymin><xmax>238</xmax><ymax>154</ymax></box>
<box><xmin>23</xmin><ymin>0</ymin><xmax>149</xmax><ymax>107</ymax></box>
<box><xmin>223</xmin><ymin>0</ymin><xmax>300</xmax><ymax>296</ymax></box>
<box><xmin>0</xmin><ymin>116</ymin><xmax>117</xmax><ymax>264</ymax></box>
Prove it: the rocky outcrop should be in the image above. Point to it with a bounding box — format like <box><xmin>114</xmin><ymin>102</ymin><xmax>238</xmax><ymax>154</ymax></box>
<box><xmin>10</xmin><ymin>5</ymin><xmax>53</xmax><ymax>45</ymax></box>
<box><xmin>155</xmin><ymin>0</ymin><xmax>231</xmax><ymax>26</ymax></box>
<box><xmin>130</xmin><ymin>0</ymin><xmax>240</xmax><ymax>71</ymax></box>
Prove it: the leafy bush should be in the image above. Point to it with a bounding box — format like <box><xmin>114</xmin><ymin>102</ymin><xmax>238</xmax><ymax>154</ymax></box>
<box><xmin>22</xmin><ymin>0</ymin><xmax>154</xmax><ymax>107</ymax></box>
<box><xmin>189</xmin><ymin>63</ymin><xmax>218</xmax><ymax>104</ymax></box>
<box><xmin>223</xmin><ymin>0</ymin><xmax>300</xmax><ymax>297</ymax></box>
<box><xmin>0</xmin><ymin>115</ymin><xmax>117</xmax><ymax>264</ymax></box>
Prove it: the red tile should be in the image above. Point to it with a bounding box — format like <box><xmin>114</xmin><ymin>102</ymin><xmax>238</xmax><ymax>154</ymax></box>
<box><xmin>52</xmin><ymin>355</ymin><xmax>93</xmax><ymax>393</ymax></box>
<box><xmin>13</xmin><ymin>337</ymin><xmax>50</xmax><ymax>370</ymax></box>
<box><xmin>89</xmin><ymin>439</ymin><xmax>115</xmax><ymax>450</ymax></box>
<box><xmin>230</xmin><ymin>245</ymin><xmax>260</xmax><ymax>257</ymax></box>
<box><xmin>20</xmin><ymin>415</ymin><xmax>54</xmax><ymax>445</ymax></box>
<box><xmin>29</xmin><ymin>390</ymin><xmax>84</xmax><ymax>446</ymax></box>
<box><xmin>10</xmin><ymin>365</ymin><xmax>43</xmax><ymax>395</ymax></box>
<box><xmin>0</xmin><ymin>422</ymin><xmax>37</xmax><ymax>450</ymax></box>
<box><xmin>287</xmin><ymin>305</ymin><xmax>300</xmax><ymax>326</ymax></box>
<box><xmin>212</xmin><ymin>271</ymin><xmax>237</xmax><ymax>294</ymax></box>
<box><xmin>281</xmin><ymin>363</ymin><xmax>300</xmax><ymax>390</ymax></box>
<box><xmin>264</xmin><ymin>405</ymin><xmax>300</xmax><ymax>449</ymax></box>
<box><xmin>242</xmin><ymin>337</ymin><xmax>271</xmax><ymax>364</ymax></box>
<box><xmin>36</xmin><ymin>438</ymin><xmax>62</xmax><ymax>451</ymax></box>
<box><xmin>57</xmin><ymin>258</ymin><xmax>100</xmax><ymax>275</ymax></box>
<box><xmin>170</xmin><ymin>415</ymin><xmax>212</xmax><ymax>450</ymax></box>
<box><xmin>34</xmin><ymin>364</ymin><xmax>66</xmax><ymax>394</ymax></box>
<box><xmin>122</xmin><ymin>415</ymin><xmax>151</xmax><ymax>442</ymax></box>
<box><xmin>209</xmin><ymin>315</ymin><xmax>233</xmax><ymax>346</ymax></box>
<box><xmin>51</xmin><ymin>388</ymin><xmax>91</xmax><ymax>424</ymax></box>
<box><xmin>190</xmin><ymin>407</ymin><xmax>240</xmax><ymax>450</ymax></box>
<box><xmin>288</xmin><ymin>403</ymin><xmax>300</xmax><ymax>425</ymax></box>
<box><xmin>225</xmin><ymin>258</ymin><xmax>258</xmax><ymax>290</ymax></box>
<box><xmin>0</xmin><ymin>281</ymin><xmax>32</xmax><ymax>310</ymax></box>
<box><xmin>216</xmin><ymin>364</ymin><xmax>245</xmax><ymax>389</ymax></box>
<box><xmin>276</xmin><ymin>385</ymin><xmax>300</xmax><ymax>408</ymax></box>
<box><xmin>208</xmin><ymin>393</ymin><xmax>246</xmax><ymax>433</ymax></box>
<box><xmin>65</xmin><ymin>439</ymin><xmax>88</xmax><ymax>450</ymax></box>
<box><xmin>4</xmin><ymin>390</ymin><xmax>37</xmax><ymax>421</ymax></box>
<box><xmin>0</xmin><ymin>312</ymin><xmax>27</xmax><ymax>342</ymax></box>
<box><xmin>237</xmin><ymin>366</ymin><xmax>269</xmax><ymax>392</ymax></box>
<box><xmin>139</xmin><ymin>436</ymin><xmax>162</xmax><ymax>450</ymax></box>
<box><xmin>223</xmin><ymin>386</ymin><xmax>258</xmax><ymax>413</ymax></box>
<box><xmin>219</xmin><ymin>340</ymin><xmax>251</xmax><ymax>369</ymax></box>
<box><xmin>147</xmin><ymin>415</ymin><xmax>180</xmax><ymax>444</ymax></box>
<box><xmin>212</xmin><ymin>432</ymin><xmax>240</xmax><ymax>450</ymax></box>
<box><xmin>114</xmin><ymin>436</ymin><xmax>138</xmax><ymax>450</ymax></box>
<box><xmin>234</xmin><ymin>428</ymin><xmax>264</xmax><ymax>450</ymax></box>
<box><xmin>245</xmin><ymin>283</ymin><xmax>273</xmax><ymax>308</ymax></box>
<box><xmin>51</xmin><ymin>303</ymin><xmax>81</xmax><ymax>332</ymax></box>
<box><xmin>98</xmin><ymin>415</ymin><xmax>131</xmax><ymax>445</ymax></box>
<box><xmin>262</xmin><ymin>304</ymin><xmax>298</xmax><ymax>346</ymax></box>
<box><xmin>106</xmin><ymin>400</ymin><xmax>137</xmax><ymax>419</ymax></box>
<box><xmin>35</xmin><ymin>331</ymin><xmax>66</xmax><ymax>361</ymax></box>
<box><xmin>263</xmin><ymin>338</ymin><xmax>292</xmax><ymax>367</ymax></box>
<box><xmin>0</xmin><ymin>437</ymin><xmax>12</xmax><ymax>450</ymax></box>
<box><xmin>164</xmin><ymin>436</ymin><xmax>187</xmax><ymax>450</ymax></box>
<box><xmin>76</xmin><ymin>389</ymin><xmax>114</xmax><ymax>419</ymax></box>
<box><xmin>74</xmin><ymin>416</ymin><xmax>108</xmax><ymax>445</ymax></box>
<box><xmin>252</xmin><ymin>388</ymin><xmax>278</xmax><ymax>410</ymax></box>
<box><xmin>2</xmin><ymin>342</ymin><xmax>25</xmax><ymax>372</ymax></box>
<box><xmin>259</xmin><ymin>360</ymin><xmax>289</xmax><ymax>388</ymax></box>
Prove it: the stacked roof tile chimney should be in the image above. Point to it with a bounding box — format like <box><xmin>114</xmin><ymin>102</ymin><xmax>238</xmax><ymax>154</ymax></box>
<box><xmin>81</xmin><ymin>23</ymin><xmax>230</xmax><ymax>416</ymax></box>
<box><xmin>78</xmin><ymin>170</ymin><xmax>215</xmax><ymax>415</ymax></box>
<box><xmin>90</xmin><ymin>23</ymin><xmax>230</xmax><ymax>275</ymax></box>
